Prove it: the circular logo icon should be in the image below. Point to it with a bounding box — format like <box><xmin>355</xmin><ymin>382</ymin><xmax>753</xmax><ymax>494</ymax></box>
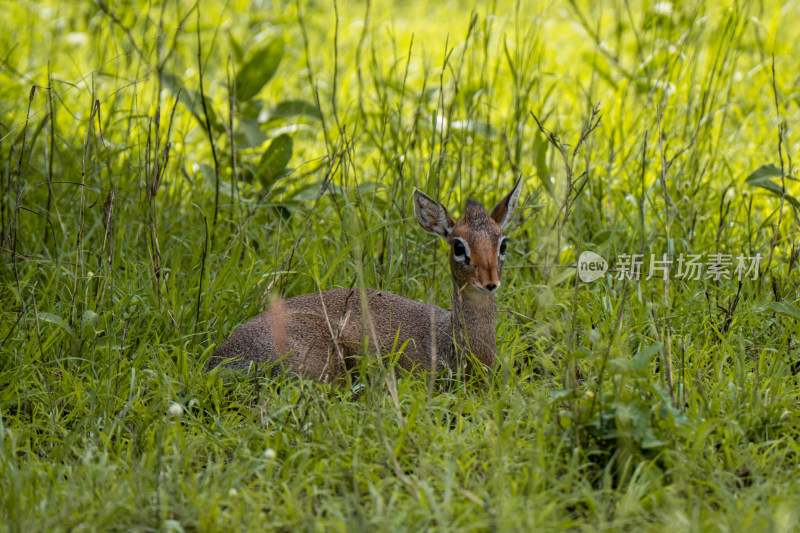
<box><xmin>578</xmin><ymin>251</ymin><xmax>608</xmax><ymax>282</ymax></box>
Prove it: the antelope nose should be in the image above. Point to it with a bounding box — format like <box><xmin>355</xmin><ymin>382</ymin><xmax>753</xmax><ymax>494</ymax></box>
<box><xmin>485</xmin><ymin>283</ymin><xmax>499</xmax><ymax>292</ymax></box>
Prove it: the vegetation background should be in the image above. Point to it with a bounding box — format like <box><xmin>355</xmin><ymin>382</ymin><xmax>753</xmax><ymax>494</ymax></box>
<box><xmin>1</xmin><ymin>0</ymin><xmax>799</xmax><ymax>530</ymax></box>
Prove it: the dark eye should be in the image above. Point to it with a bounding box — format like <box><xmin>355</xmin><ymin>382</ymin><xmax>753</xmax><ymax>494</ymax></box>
<box><xmin>452</xmin><ymin>239</ymin><xmax>470</xmax><ymax>265</ymax></box>
<box><xmin>499</xmin><ymin>238</ymin><xmax>508</xmax><ymax>255</ymax></box>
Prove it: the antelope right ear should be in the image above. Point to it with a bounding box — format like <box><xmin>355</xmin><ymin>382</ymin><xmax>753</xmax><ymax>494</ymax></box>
<box><xmin>489</xmin><ymin>176</ymin><xmax>522</xmax><ymax>230</ymax></box>
<box><xmin>414</xmin><ymin>189</ymin><xmax>455</xmax><ymax>240</ymax></box>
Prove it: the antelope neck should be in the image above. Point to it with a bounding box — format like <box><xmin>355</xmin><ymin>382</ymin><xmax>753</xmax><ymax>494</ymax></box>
<box><xmin>449</xmin><ymin>284</ymin><xmax>497</xmax><ymax>367</ymax></box>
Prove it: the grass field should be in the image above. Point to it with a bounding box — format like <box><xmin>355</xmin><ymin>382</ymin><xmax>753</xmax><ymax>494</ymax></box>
<box><xmin>2</xmin><ymin>0</ymin><xmax>800</xmax><ymax>530</ymax></box>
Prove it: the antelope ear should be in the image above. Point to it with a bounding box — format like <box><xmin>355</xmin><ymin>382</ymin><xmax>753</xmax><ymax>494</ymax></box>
<box><xmin>489</xmin><ymin>176</ymin><xmax>522</xmax><ymax>230</ymax></box>
<box><xmin>414</xmin><ymin>189</ymin><xmax>455</xmax><ymax>240</ymax></box>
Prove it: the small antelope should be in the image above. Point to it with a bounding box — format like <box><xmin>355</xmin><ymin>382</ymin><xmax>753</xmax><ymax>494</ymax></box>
<box><xmin>207</xmin><ymin>178</ymin><xmax>521</xmax><ymax>381</ymax></box>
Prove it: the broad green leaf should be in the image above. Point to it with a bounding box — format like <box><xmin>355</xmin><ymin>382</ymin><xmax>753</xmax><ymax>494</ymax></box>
<box><xmin>534</xmin><ymin>132</ymin><xmax>553</xmax><ymax>197</ymax></box>
<box><xmin>633</xmin><ymin>342</ymin><xmax>662</xmax><ymax>372</ymax></box>
<box><xmin>81</xmin><ymin>309</ymin><xmax>102</xmax><ymax>334</ymax></box>
<box><xmin>745</xmin><ymin>163</ymin><xmax>784</xmax><ymax>182</ymax></box>
<box><xmin>610</xmin><ymin>357</ymin><xmax>634</xmax><ymax>374</ymax></box>
<box><xmin>82</xmin><ymin>309</ymin><xmax>99</xmax><ymax>328</ymax></box>
<box><xmin>237</xmin><ymin>118</ymin><xmax>267</xmax><ymax>149</ymax></box>
<box><xmin>240</xmin><ymin>99</ymin><xmax>264</xmax><ymax>120</ymax></box>
<box><xmin>161</xmin><ymin>73</ymin><xmax>223</xmax><ymax>132</ymax></box>
<box><xmin>640</xmin><ymin>433</ymin><xmax>669</xmax><ymax>449</ymax></box>
<box><xmin>236</xmin><ymin>37</ymin><xmax>285</xmax><ymax>101</ymax></box>
<box><xmin>198</xmin><ymin>163</ymin><xmax>236</xmax><ymax>198</ymax></box>
<box><xmin>356</xmin><ymin>181</ymin><xmax>384</xmax><ymax>194</ymax></box>
<box><xmin>548</xmin><ymin>388</ymin><xmax>575</xmax><ymax>404</ymax></box>
<box><xmin>227</xmin><ymin>32</ymin><xmax>244</xmax><ymax>63</ymax></box>
<box><xmin>763</xmin><ymin>301</ymin><xmax>800</xmax><ymax>321</ymax></box>
<box><xmin>745</xmin><ymin>177</ymin><xmax>800</xmax><ymax>209</ymax></box>
<box><xmin>566</xmin><ymin>348</ymin><xmax>593</xmax><ymax>361</ymax></box>
<box><xmin>36</xmin><ymin>312</ymin><xmax>74</xmax><ymax>336</ymax></box>
<box><xmin>257</xmin><ymin>134</ymin><xmax>293</xmax><ymax>188</ymax></box>
<box><xmin>293</xmin><ymin>179</ymin><xmax>334</xmax><ymax>203</ymax></box>
<box><xmin>266</xmin><ymin>100</ymin><xmax>321</xmax><ymax>121</ymax></box>
<box><xmin>744</xmin><ymin>164</ymin><xmax>800</xmax><ymax>208</ymax></box>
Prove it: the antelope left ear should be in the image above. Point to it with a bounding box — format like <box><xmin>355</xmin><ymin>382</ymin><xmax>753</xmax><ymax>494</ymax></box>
<box><xmin>414</xmin><ymin>189</ymin><xmax>455</xmax><ymax>240</ymax></box>
<box><xmin>489</xmin><ymin>176</ymin><xmax>522</xmax><ymax>230</ymax></box>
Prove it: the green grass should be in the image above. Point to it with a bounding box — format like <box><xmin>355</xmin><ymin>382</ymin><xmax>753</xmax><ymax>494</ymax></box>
<box><xmin>2</xmin><ymin>0</ymin><xmax>800</xmax><ymax>530</ymax></box>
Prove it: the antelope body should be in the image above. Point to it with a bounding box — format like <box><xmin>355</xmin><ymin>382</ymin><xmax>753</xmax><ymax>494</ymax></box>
<box><xmin>206</xmin><ymin>179</ymin><xmax>521</xmax><ymax>381</ymax></box>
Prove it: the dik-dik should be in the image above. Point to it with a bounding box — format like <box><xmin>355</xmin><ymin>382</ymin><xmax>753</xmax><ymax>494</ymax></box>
<box><xmin>207</xmin><ymin>178</ymin><xmax>521</xmax><ymax>381</ymax></box>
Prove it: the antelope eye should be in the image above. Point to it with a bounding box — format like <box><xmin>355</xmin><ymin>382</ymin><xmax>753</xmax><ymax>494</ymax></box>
<box><xmin>452</xmin><ymin>239</ymin><xmax>470</xmax><ymax>265</ymax></box>
<box><xmin>499</xmin><ymin>238</ymin><xmax>508</xmax><ymax>255</ymax></box>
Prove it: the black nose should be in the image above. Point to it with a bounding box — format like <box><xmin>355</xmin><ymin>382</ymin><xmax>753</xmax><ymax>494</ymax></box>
<box><xmin>485</xmin><ymin>284</ymin><xmax>498</xmax><ymax>292</ymax></box>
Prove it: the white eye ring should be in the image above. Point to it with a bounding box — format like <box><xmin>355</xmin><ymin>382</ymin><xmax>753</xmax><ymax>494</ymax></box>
<box><xmin>452</xmin><ymin>237</ymin><xmax>470</xmax><ymax>264</ymax></box>
<box><xmin>498</xmin><ymin>237</ymin><xmax>509</xmax><ymax>259</ymax></box>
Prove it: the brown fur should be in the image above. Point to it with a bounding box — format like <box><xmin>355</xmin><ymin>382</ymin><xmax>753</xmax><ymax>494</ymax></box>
<box><xmin>206</xmin><ymin>179</ymin><xmax>522</xmax><ymax>381</ymax></box>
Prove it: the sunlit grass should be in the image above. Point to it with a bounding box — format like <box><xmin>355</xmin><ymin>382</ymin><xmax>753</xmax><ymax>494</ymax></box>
<box><xmin>1</xmin><ymin>0</ymin><xmax>800</xmax><ymax>530</ymax></box>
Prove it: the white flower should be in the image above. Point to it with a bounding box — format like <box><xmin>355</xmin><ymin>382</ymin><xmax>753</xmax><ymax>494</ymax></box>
<box><xmin>228</xmin><ymin>488</ymin><xmax>238</xmax><ymax>497</ymax></box>
<box><xmin>168</xmin><ymin>403</ymin><xmax>183</xmax><ymax>417</ymax></box>
<box><xmin>66</xmin><ymin>32</ymin><xmax>88</xmax><ymax>47</ymax></box>
<box><xmin>653</xmin><ymin>2</ymin><xmax>673</xmax><ymax>16</ymax></box>
<box><xmin>264</xmin><ymin>448</ymin><xmax>277</xmax><ymax>460</ymax></box>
